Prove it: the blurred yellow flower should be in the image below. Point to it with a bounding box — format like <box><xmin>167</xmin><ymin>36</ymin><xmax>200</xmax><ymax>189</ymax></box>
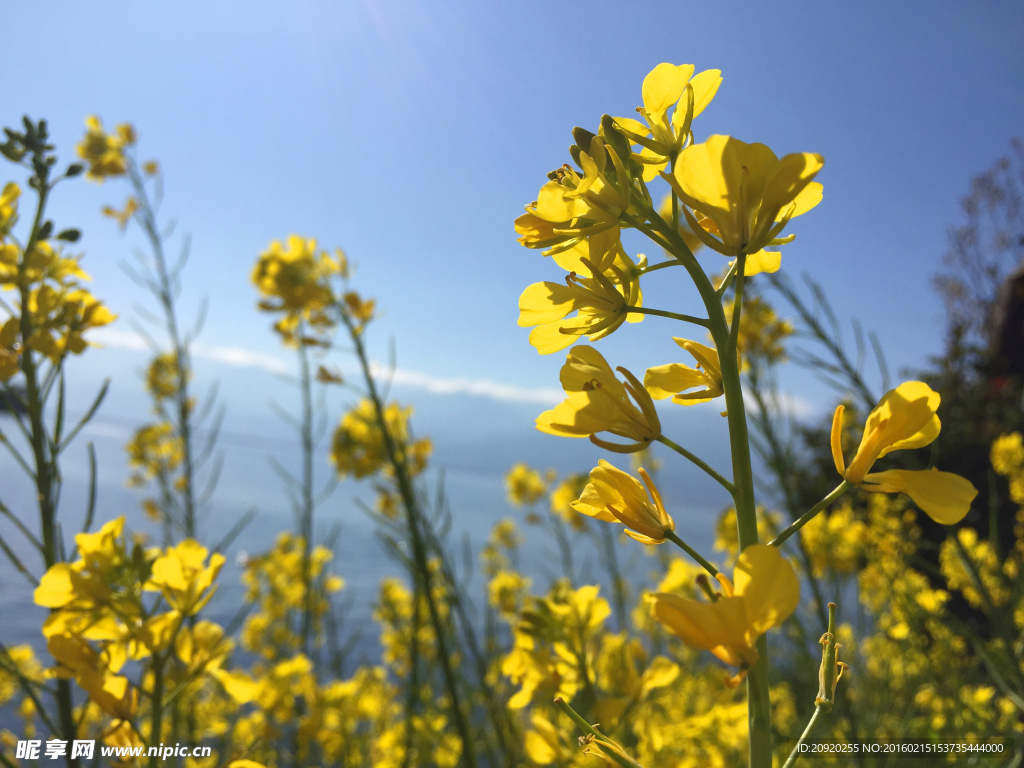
<box><xmin>537</xmin><ymin>345</ymin><xmax>660</xmax><ymax>453</ymax></box>
<box><xmin>505</xmin><ymin>464</ymin><xmax>548</xmax><ymax>507</ymax></box>
<box><xmin>831</xmin><ymin>381</ymin><xmax>977</xmax><ymax>524</ymax></box>
<box><xmin>331</xmin><ymin>399</ymin><xmax>431</xmax><ymax>479</ymax></box>
<box><xmin>572</xmin><ymin>459</ymin><xmax>674</xmax><ymax>544</ymax></box>
<box><xmin>145</xmin><ymin>539</ymin><xmax>225</xmax><ymax>616</ymax></box>
<box><xmin>648</xmin><ymin>544</ymin><xmax>799</xmax><ymax>686</ymax></box>
<box><xmin>669</xmin><ymin>135</ymin><xmax>823</xmax><ymax>256</ymax></box>
<box><xmin>77</xmin><ymin>116</ymin><xmax>132</xmax><ymax>181</ymax></box>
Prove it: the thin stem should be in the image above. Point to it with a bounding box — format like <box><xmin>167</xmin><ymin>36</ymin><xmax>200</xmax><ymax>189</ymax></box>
<box><xmin>664</xmin><ymin>531</ymin><xmax>718</xmax><ymax>577</ymax></box>
<box><xmin>781</xmin><ymin>704</ymin><xmax>826</xmax><ymax>768</ymax></box>
<box><xmin>338</xmin><ymin>306</ymin><xmax>478</xmax><ymax>768</ymax></box>
<box><xmin>553</xmin><ymin>698</ymin><xmax>640</xmax><ymax>768</ymax></box>
<box><xmin>632</xmin><ymin>193</ymin><xmax>770</xmax><ymax>767</ymax></box>
<box><xmin>769</xmin><ymin>482</ymin><xmax>852</xmax><ymax>548</ymax></box>
<box><xmin>657</xmin><ymin>435</ymin><xmax>736</xmax><ymax>495</ymax></box>
<box><xmin>625</xmin><ymin>306</ymin><xmax>709</xmax><ymax>327</ymax></box>
<box><xmin>728</xmin><ymin>254</ymin><xmax>747</xmax><ymax>359</ymax></box>
<box><xmin>716</xmin><ymin>261</ymin><xmax>738</xmax><ymax>298</ymax></box>
<box><xmin>636</xmin><ymin>260</ymin><xmax>681</xmax><ymax>276</ymax></box>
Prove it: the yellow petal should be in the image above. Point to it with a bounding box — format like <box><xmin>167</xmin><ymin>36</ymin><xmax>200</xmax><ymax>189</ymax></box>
<box><xmin>642</xmin><ymin>63</ymin><xmax>695</xmax><ymax>116</ymax></box>
<box><xmin>831</xmin><ymin>405</ymin><xmax>846</xmax><ymax>476</ymax></box>
<box><xmin>528</xmin><ymin>322</ymin><xmax>580</xmax><ymax>355</ymax></box>
<box><xmin>638</xmin><ymin>656</ymin><xmax>680</xmax><ymax>697</ymax></box>
<box><xmin>778</xmin><ymin>181</ymin><xmax>823</xmax><ymax>221</ymax></box>
<box><xmin>532</xmin><ymin>181</ymin><xmax>587</xmax><ymax>223</ymax></box>
<box><xmin>212</xmin><ymin>669</ymin><xmax>258</xmax><ymax>703</ymax></box>
<box><xmin>760</xmin><ymin>153</ymin><xmax>825</xmax><ymax>218</ymax></box>
<box><xmin>518</xmin><ymin>282</ymin><xmax>582</xmax><ymax>328</ymax></box>
<box><xmin>34</xmin><ymin>564</ymin><xmax>77</xmax><ymax>608</ymax></box>
<box><xmin>140</xmin><ymin>611</ymin><xmax>181</xmax><ymax>653</ymax></box>
<box><xmin>687</xmin><ymin>69</ymin><xmax>723</xmax><ymax>119</ymax></box>
<box><xmin>648</xmin><ymin>592</ymin><xmax>749</xmax><ymax>650</ymax></box>
<box><xmin>644</xmin><ymin>363</ymin><xmax>708</xmax><ymax>399</ymax></box>
<box><xmin>732</xmin><ymin>544</ymin><xmax>800</xmax><ymax>641</ymax></box>
<box><xmin>570</xmin><ymin>482</ymin><xmax>618</xmax><ymax>522</ymax></box>
<box><xmin>871</xmin><ymin>381</ymin><xmax>942</xmax><ymax>458</ymax></box>
<box><xmin>862</xmin><ymin>468</ymin><xmax>977</xmax><ymax>525</ymax></box>
<box><xmin>739</xmin><ymin>250</ymin><xmax>781</xmax><ymax>276</ymax></box>
<box><xmin>536</xmin><ymin>393</ymin><xmax>605</xmax><ymax>437</ymax></box>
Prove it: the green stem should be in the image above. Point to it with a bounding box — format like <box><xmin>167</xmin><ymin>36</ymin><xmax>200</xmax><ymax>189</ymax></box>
<box><xmin>664</xmin><ymin>531</ymin><xmax>718</xmax><ymax>577</ymax></box>
<box><xmin>340</xmin><ymin>309</ymin><xmax>478</xmax><ymax>768</ymax></box>
<box><xmin>130</xmin><ymin>163</ymin><xmax>198</xmax><ymax>540</ymax></box>
<box><xmin>625</xmin><ymin>306</ymin><xmax>709</xmax><ymax>327</ymax></box>
<box><xmin>18</xmin><ymin>167</ymin><xmax>79</xmax><ymax>768</ymax></box>
<box><xmin>297</xmin><ymin>338</ymin><xmax>315</xmax><ymax>657</ymax></box>
<box><xmin>781</xmin><ymin>704</ymin><xmax>826</xmax><ymax>768</ymax></box>
<box><xmin>728</xmin><ymin>255</ymin><xmax>746</xmax><ymax>359</ymax></box>
<box><xmin>656</xmin><ymin>435</ymin><xmax>735</xmax><ymax>495</ymax></box>
<box><xmin>553</xmin><ymin>698</ymin><xmax>640</xmax><ymax>768</ymax></box>
<box><xmin>632</xmin><ymin>194</ymin><xmax>770</xmax><ymax>768</ymax></box>
<box><xmin>769</xmin><ymin>482</ymin><xmax>851</xmax><ymax>548</ymax></box>
<box><xmin>147</xmin><ymin>655</ymin><xmax>165</xmax><ymax>768</ymax></box>
<box><xmin>636</xmin><ymin>260</ymin><xmax>681</xmax><ymax>276</ymax></box>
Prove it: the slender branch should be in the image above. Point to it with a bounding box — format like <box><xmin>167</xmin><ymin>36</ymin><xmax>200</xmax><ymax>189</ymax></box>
<box><xmin>769</xmin><ymin>482</ymin><xmax>852</xmax><ymax>548</ymax></box>
<box><xmin>781</xmin><ymin>704</ymin><xmax>826</xmax><ymax>768</ymax></box>
<box><xmin>553</xmin><ymin>697</ymin><xmax>641</xmax><ymax>768</ymax></box>
<box><xmin>657</xmin><ymin>435</ymin><xmax>736</xmax><ymax>495</ymax></box>
<box><xmin>625</xmin><ymin>306</ymin><xmax>709</xmax><ymax>327</ymax></box>
<box><xmin>637</xmin><ymin>260</ymin><xmax>681</xmax><ymax>276</ymax></box>
<box><xmin>727</xmin><ymin>254</ymin><xmax>747</xmax><ymax>359</ymax></box>
<box><xmin>664</xmin><ymin>531</ymin><xmax>718</xmax><ymax>577</ymax></box>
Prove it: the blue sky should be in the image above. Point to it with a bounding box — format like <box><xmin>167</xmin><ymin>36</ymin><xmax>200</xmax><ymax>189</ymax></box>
<box><xmin>1</xmin><ymin>2</ymin><xmax>1023</xmax><ymax>628</ymax></box>
<box><xmin>2</xmin><ymin>1</ymin><xmax>1022</xmax><ymax>396</ymax></box>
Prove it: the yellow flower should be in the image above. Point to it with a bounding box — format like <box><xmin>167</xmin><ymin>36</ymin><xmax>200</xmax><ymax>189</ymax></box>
<box><xmin>101</xmin><ymin>197</ymin><xmax>138</xmax><ymax>229</ymax></box>
<box><xmin>76</xmin><ymin>116</ymin><xmax>131</xmax><ymax>181</ymax></box>
<box><xmin>142</xmin><ymin>161</ymin><xmax>159</xmax><ymax>176</ymax></box>
<box><xmin>614</xmin><ymin>62</ymin><xmax>723</xmax><ymax>181</ymax></box>
<box><xmin>126</xmin><ymin>422</ymin><xmax>183</xmax><ymax>486</ymax></box>
<box><xmin>572</xmin><ymin>459</ymin><xmax>674</xmax><ymax>544</ymax></box>
<box><xmin>145</xmin><ymin>352</ymin><xmax>186</xmax><ymax>401</ymax></box>
<box><xmin>145</xmin><ymin>539</ymin><xmax>225</xmax><ymax>616</ymax></box>
<box><xmin>517</xmin><ymin>250</ymin><xmax>645</xmax><ymax>355</ymax></box>
<box><xmin>505</xmin><ymin>464</ymin><xmax>548</xmax><ymax>507</ymax></box>
<box><xmin>252</xmin><ymin>235</ymin><xmax>345</xmax><ymax>344</ymax></box>
<box><xmin>518</xmin><ymin>133</ymin><xmax>632</xmax><ymax>261</ymax></box>
<box><xmin>644</xmin><ymin>338</ymin><xmax>723</xmax><ymax>405</ymax></box>
<box><xmin>331</xmin><ymin>399</ymin><xmax>432</xmax><ymax>480</ymax></box>
<box><xmin>0</xmin><ymin>182</ymin><xmax>20</xmax><ymax>236</ymax></box>
<box><xmin>537</xmin><ymin>345</ymin><xmax>660</xmax><ymax>453</ymax></box>
<box><xmin>550</xmin><ymin>473</ymin><xmax>589</xmax><ymax>530</ymax></box>
<box><xmin>669</xmin><ymin>135</ymin><xmax>823</xmax><ymax>256</ymax></box>
<box><xmin>831</xmin><ymin>381</ymin><xmax>978</xmax><ymax>524</ymax></box>
<box><xmin>648</xmin><ymin>544</ymin><xmax>799</xmax><ymax>687</ymax></box>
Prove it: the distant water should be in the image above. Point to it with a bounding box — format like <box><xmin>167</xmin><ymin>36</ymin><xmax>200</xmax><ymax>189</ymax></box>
<box><xmin>0</xmin><ymin>348</ymin><xmax>730</xmax><ymax>672</ymax></box>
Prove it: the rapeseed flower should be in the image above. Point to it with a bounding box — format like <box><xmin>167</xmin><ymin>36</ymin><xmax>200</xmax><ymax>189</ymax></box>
<box><xmin>76</xmin><ymin>116</ymin><xmax>133</xmax><ymax>181</ymax></box>
<box><xmin>668</xmin><ymin>135</ymin><xmax>823</xmax><ymax>256</ymax></box>
<box><xmin>613</xmin><ymin>63</ymin><xmax>723</xmax><ymax>181</ymax></box>
<box><xmin>831</xmin><ymin>381</ymin><xmax>977</xmax><ymax>524</ymax></box>
<box><xmin>517</xmin><ymin>252</ymin><xmax>645</xmax><ymax>354</ymax></box>
<box><xmin>537</xmin><ymin>345</ymin><xmax>660</xmax><ymax>453</ymax></box>
<box><xmin>505</xmin><ymin>464</ymin><xmax>549</xmax><ymax>507</ymax></box>
<box><xmin>648</xmin><ymin>544</ymin><xmax>799</xmax><ymax>686</ymax></box>
<box><xmin>571</xmin><ymin>460</ymin><xmax>674</xmax><ymax>544</ymax></box>
<box><xmin>644</xmin><ymin>338</ymin><xmax>723</xmax><ymax>406</ymax></box>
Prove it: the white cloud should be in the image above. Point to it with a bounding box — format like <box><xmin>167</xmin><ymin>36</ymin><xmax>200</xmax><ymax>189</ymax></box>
<box><xmin>88</xmin><ymin>328</ymin><xmax>560</xmax><ymax>405</ymax></box>
<box><xmin>373</xmin><ymin>365</ymin><xmax>562</xmax><ymax>405</ymax></box>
